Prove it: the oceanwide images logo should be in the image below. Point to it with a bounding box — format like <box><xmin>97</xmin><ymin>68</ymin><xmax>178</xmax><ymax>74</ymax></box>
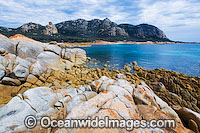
<box><xmin>24</xmin><ymin>115</ymin><xmax>176</xmax><ymax>131</ymax></box>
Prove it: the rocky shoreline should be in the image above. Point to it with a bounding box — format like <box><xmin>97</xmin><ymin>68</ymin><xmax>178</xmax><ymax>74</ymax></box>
<box><xmin>58</xmin><ymin>40</ymin><xmax>188</xmax><ymax>47</ymax></box>
<box><xmin>0</xmin><ymin>33</ymin><xmax>199</xmax><ymax>132</ymax></box>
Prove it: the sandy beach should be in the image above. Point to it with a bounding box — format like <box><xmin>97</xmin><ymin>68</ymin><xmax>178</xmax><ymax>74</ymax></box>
<box><xmin>58</xmin><ymin>40</ymin><xmax>184</xmax><ymax>47</ymax></box>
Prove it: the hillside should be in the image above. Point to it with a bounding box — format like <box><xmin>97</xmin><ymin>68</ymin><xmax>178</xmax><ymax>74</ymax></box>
<box><xmin>0</xmin><ymin>18</ymin><xmax>171</xmax><ymax>42</ymax></box>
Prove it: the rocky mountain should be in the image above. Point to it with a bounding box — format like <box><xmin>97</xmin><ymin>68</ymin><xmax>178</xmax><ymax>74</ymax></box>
<box><xmin>0</xmin><ymin>18</ymin><xmax>170</xmax><ymax>42</ymax></box>
<box><xmin>56</xmin><ymin>18</ymin><xmax>128</xmax><ymax>37</ymax></box>
<box><xmin>119</xmin><ymin>24</ymin><xmax>168</xmax><ymax>40</ymax></box>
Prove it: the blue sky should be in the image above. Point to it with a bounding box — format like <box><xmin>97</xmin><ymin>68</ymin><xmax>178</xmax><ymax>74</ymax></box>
<box><xmin>0</xmin><ymin>0</ymin><xmax>200</xmax><ymax>42</ymax></box>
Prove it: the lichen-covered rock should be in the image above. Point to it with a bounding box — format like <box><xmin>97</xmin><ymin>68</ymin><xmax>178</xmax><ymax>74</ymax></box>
<box><xmin>0</xmin><ymin>76</ymin><xmax>194</xmax><ymax>132</ymax></box>
<box><xmin>133</xmin><ymin>65</ymin><xmax>200</xmax><ymax>113</ymax></box>
<box><xmin>9</xmin><ymin>35</ymin><xmax>46</xmax><ymax>59</ymax></box>
<box><xmin>0</xmin><ymin>34</ymin><xmax>87</xmax><ymax>108</ymax></box>
<box><xmin>61</xmin><ymin>48</ymin><xmax>86</xmax><ymax>64</ymax></box>
<box><xmin>0</xmin><ymin>33</ymin><xmax>87</xmax><ymax>82</ymax></box>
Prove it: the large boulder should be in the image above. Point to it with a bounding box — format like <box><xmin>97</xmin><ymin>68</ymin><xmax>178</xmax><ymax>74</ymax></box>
<box><xmin>30</xmin><ymin>51</ymin><xmax>69</xmax><ymax>76</ymax></box>
<box><xmin>12</xmin><ymin>57</ymin><xmax>31</xmax><ymax>81</ymax></box>
<box><xmin>44</xmin><ymin>45</ymin><xmax>61</xmax><ymax>55</ymax></box>
<box><xmin>1</xmin><ymin>77</ymin><xmax>21</xmax><ymax>86</ymax></box>
<box><xmin>0</xmin><ymin>34</ymin><xmax>18</xmax><ymax>54</ymax></box>
<box><xmin>0</xmin><ymin>87</ymin><xmax>65</xmax><ymax>132</ymax></box>
<box><xmin>173</xmin><ymin>106</ymin><xmax>200</xmax><ymax>133</ymax></box>
<box><xmin>9</xmin><ymin>34</ymin><xmax>47</xmax><ymax>59</ymax></box>
<box><xmin>61</xmin><ymin>48</ymin><xmax>86</xmax><ymax>64</ymax></box>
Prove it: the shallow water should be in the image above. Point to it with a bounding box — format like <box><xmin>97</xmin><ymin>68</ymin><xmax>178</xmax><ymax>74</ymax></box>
<box><xmin>81</xmin><ymin>44</ymin><xmax>200</xmax><ymax>77</ymax></box>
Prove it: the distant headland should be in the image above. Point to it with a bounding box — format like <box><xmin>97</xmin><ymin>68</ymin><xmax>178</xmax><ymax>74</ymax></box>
<box><xmin>0</xmin><ymin>18</ymin><xmax>171</xmax><ymax>43</ymax></box>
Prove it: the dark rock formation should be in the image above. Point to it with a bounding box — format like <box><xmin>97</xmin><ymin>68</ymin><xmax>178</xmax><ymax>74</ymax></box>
<box><xmin>17</xmin><ymin>22</ymin><xmax>46</xmax><ymax>34</ymax></box>
<box><xmin>119</xmin><ymin>24</ymin><xmax>168</xmax><ymax>40</ymax></box>
<box><xmin>56</xmin><ymin>18</ymin><xmax>128</xmax><ymax>37</ymax></box>
<box><xmin>0</xmin><ymin>18</ymin><xmax>170</xmax><ymax>42</ymax></box>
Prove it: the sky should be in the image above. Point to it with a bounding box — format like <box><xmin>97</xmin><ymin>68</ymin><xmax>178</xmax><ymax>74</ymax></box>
<box><xmin>0</xmin><ymin>0</ymin><xmax>200</xmax><ymax>42</ymax></box>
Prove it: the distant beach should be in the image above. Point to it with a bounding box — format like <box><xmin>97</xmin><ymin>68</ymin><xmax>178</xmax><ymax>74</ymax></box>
<box><xmin>58</xmin><ymin>40</ymin><xmax>200</xmax><ymax>47</ymax></box>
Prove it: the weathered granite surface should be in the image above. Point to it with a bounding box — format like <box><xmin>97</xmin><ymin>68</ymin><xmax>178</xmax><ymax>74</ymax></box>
<box><xmin>0</xmin><ymin>34</ymin><xmax>86</xmax><ymax>104</ymax></box>
<box><xmin>0</xmin><ymin>33</ymin><xmax>199</xmax><ymax>132</ymax></box>
<box><xmin>0</xmin><ymin>76</ymin><xmax>195</xmax><ymax>132</ymax></box>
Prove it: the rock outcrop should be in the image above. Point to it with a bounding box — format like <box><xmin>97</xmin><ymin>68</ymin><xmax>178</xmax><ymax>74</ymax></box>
<box><xmin>44</xmin><ymin>22</ymin><xmax>58</xmax><ymax>35</ymax></box>
<box><xmin>0</xmin><ymin>33</ymin><xmax>199</xmax><ymax>132</ymax></box>
<box><xmin>56</xmin><ymin>18</ymin><xmax>129</xmax><ymax>37</ymax></box>
<box><xmin>20</xmin><ymin>22</ymin><xmax>41</xmax><ymax>32</ymax></box>
<box><xmin>0</xmin><ymin>34</ymin><xmax>86</xmax><ymax>105</ymax></box>
<box><xmin>133</xmin><ymin>65</ymin><xmax>200</xmax><ymax>114</ymax></box>
<box><xmin>0</xmin><ymin>18</ymin><xmax>170</xmax><ymax>42</ymax></box>
<box><xmin>119</xmin><ymin>24</ymin><xmax>168</xmax><ymax>40</ymax></box>
<box><xmin>0</xmin><ymin>76</ymin><xmax>194</xmax><ymax>132</ymax></box>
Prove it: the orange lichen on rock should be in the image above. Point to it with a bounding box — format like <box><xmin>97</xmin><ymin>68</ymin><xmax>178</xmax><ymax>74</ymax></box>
<box><xmin>9</xmin><ymin>34</ymin><xmax>33</xmax><ymax>40</ymax></box>
<box><xmin>4</xmin><ymin>54</ymin><xmax>11</xmax><ymax>59</ymax></box>
<box><xmin>8</xmin><ymin>34</ymin><xmax>42</xmax><ymax>44</ymax></box>
<box><xmin>107</xmin><ymin>109</ymin><xmax>119</xmax><ymax>118</ymax></box>
<box><xmin>101</xmin><ymin>91</ymin><xmax>109</xmax><ymax>94</ymax></box>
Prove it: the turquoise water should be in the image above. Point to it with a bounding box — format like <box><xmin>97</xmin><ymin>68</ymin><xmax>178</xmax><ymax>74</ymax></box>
<box><xmin>81</xmin><ymin>44</ymin><xmax>200</xmax><ymax>77</ymax></box>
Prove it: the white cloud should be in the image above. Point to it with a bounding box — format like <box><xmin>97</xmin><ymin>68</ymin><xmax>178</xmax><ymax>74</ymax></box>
<box><xmin>136</xmin><ymin>0</ymin><xmax>200</xmax><ymax>41</ymax></box>
<box><xmin>0</xmin><ymin>0</ymin><xmax>200</xmax><ymax>41</ymax></box>
<box><xmin>0</xmin><ymin>0</ymin><xmax>124</xmax><ymax>27</ymax></box>
<box><xmin>138</xmin><ymin>0</ymin><xmax>200</xmax><ymax>27</ymax></box>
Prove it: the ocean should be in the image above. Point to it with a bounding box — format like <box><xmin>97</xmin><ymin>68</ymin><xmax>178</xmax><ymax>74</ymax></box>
<box><xmin>81</xmin><ymin>44</ymin><xmax>200</xmax><ymax>77</ymax></box>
